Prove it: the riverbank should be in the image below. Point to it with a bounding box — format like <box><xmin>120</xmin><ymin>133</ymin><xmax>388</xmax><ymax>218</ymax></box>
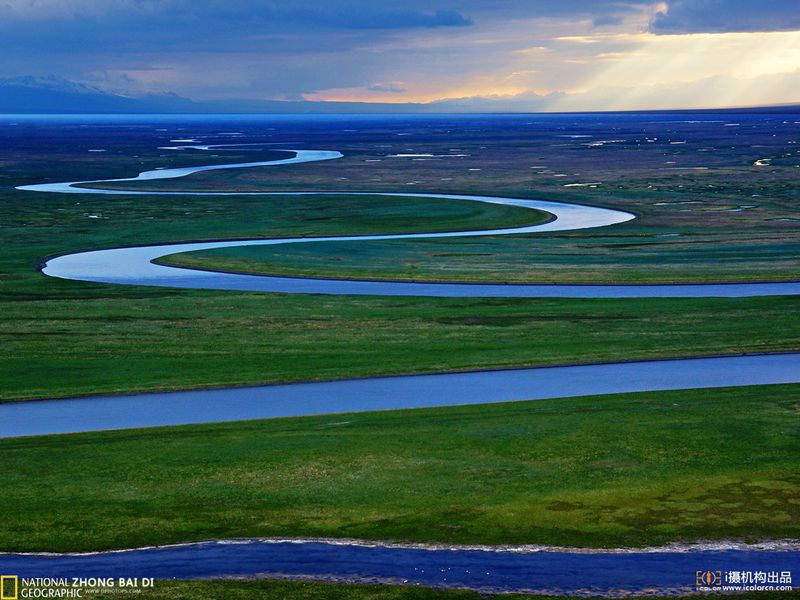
<box><xmin>3</xmin><ymin>384</ymin><xmax>799</xmax><ymax>552</ymax></box>
<box><xmin>2</xmin><ymin>353</ymin><xmax>800</xmax><ymax>435</ymax></box>
<box><xmin>4</xmin><ymin>538</ymin><xmax>799</xmax><ymax>596</ymax></box>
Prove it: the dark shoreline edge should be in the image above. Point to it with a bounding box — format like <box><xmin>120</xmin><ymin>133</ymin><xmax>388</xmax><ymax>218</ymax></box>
<box><xmin>4</xmin><ymin>350</ymin><xmax>799</xmax><ymax>406</ymax></box>
<box><xmin>154</xmin><ymin>252</ymin><xmax>800</xmax><ymax>288</ymax></box>
<box><xmin>4</xmin><ymin>536</ymin><xmax>800</xmax><ymax>557</ymax></box>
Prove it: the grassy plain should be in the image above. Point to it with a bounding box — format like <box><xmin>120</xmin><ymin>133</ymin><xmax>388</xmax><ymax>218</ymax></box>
<box><xmin>164</xmin><ymin>224</ymin><xmax>800</xmax><ymax>284</ymax></box>
<box><xmin>4</xmin><ymin>281</ymin><xmax>800</xmax><ymax>401</ymax></box>
<box><xmin>4</xmin><ymin>384</ymin><xmax>799</xmax><ymax>551</ymax></box>
<box><xmin>2</xmin><ymin>118</ymin><xmax>799</xmax><ymax>401</ymax></box>
<box><xmin>1</xmin><ymin>116</ymin><xmax>798</xmax><ymax>571</ymax></box>
<box><xmin>119</xmin><ymin>115</ymin><xmax>800</xmax><ymax>284</ymax></box>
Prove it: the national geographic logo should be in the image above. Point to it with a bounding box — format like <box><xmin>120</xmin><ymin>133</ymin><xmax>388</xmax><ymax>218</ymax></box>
<box><xmin>1</xmin><ymin>576</ymin><xmax>18</xmax><ymax>600</ymax></box>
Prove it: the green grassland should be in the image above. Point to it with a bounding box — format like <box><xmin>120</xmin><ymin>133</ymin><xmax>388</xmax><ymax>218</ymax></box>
<box><xmin>4</xmin><ymin>279</ymin><xmax>800</xmax><ymax>401</ymax></box>
<box><xmin>161</xmin><ymin>226</ymin><xmax>800</xmax><ymax>284</ymax></box>
<box><xmin>90</xmin><ymin>126</ymin><xmax>800</xmax><ymax>284</ymax></box>
<box><xmin>84</xmin><ymin>579</ymin><xmax>800</xmax><ymax>600</ymax></box>
<box><xmin>4</xmin><ymin>385</ymin><xmax>799</xmax><ymax>551</ymax></box>
<box><xmin>1</xmin><ymin>118</ymin><xmax>799</xmax><ymax>575</ymax></box>
<box><xmin>2</xmin><ymin>154</ymin><xmax>799</xmax><ymax>401</ymax></box>
<box><xmin>157</xmin><ymin>158</ymin><xmax>800</xmax><ymax>283</ymax></box>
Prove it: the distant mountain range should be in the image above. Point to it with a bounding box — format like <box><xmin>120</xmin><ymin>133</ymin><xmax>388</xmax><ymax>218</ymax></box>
<box><xmin>1</xmin><ymin>75</ymin><xmax>798</xmax><ymax>114</ymax></box>
<box><xmin>0</xmin><ymin>76</ymin><xmax>199</xmax><ymax>113</ymax></box>
<box><xmin>0</xmin><ymin>75</ymin><xmax>430</xmax><ymax>114</ymax></box>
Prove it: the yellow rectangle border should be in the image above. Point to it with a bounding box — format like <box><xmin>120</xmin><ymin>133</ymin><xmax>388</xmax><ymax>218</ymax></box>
<box><xmin>0</xmin><ymin>576</ymin><xmax>18</xmax><ymax>600</ymax></box>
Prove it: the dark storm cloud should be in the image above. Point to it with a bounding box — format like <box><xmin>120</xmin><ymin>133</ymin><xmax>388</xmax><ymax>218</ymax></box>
<box><xmin>367</xmin><ymin>82</ymin><xmax>407</xmax><ymax>93</ymax></box>
<box><xmin>179</xmin><ymin>4</ymin><xmax>474</xmax><ymax>30</ymax></box>
<box><xmin>0</xmin><ymin>1</ymin><xmax>640</xmax><ymax>47</ymax></box>
<box><xmin>650</xmin><ymin>0</ymin><xmax>800</xmax><ymax>34</ymax></box>
<box><xmin>593</xmin><ymin>15</ymin><xmax>625</xmax><ymax>27</ymax></box>
<box><xmin>0</xmin><ymin>0</ymin><xmax>646</xmax><ymax>79</ymax></box>
<box><xmin>2</xmin><ymin>0</ymin><xmax>797</xmax><ymax>104</ymax></box>
<box><xmin>4</xmin><ymin>1</ymin><xmax>796</xmax><ymax>60</ymax></box>
<box><xmin>0</xmin><ymin>2</ymin><xmax>472</xmax><ymax>56</ymax></box>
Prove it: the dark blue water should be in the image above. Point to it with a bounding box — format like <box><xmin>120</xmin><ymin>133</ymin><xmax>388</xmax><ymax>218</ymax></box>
<box><xmin>1</xmin><ymin>540</ymin><xmax>797</xmax><ymax>595</ymax></box>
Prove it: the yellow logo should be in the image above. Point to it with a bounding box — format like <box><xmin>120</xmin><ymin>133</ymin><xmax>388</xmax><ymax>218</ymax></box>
<box><xmin>0</xmin><ymin>576</ymin><xmax>17</xmax><ymax>600</ymax></box>
<box><xmin>696</xmin><ymin>570</ymin><xmax>722</xmax><ymax>587</ymax></box>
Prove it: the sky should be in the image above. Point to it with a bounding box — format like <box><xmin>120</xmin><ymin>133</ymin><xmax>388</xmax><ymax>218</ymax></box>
<box><xmin>2</xmin><ymin>0</ymin><xmax>800</xmax><ymax>111</ymax></box>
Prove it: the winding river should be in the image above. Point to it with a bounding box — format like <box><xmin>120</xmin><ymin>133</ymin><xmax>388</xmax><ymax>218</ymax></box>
<box><xmin>8</xmin><ymin>144</ymin><xmax>799</xmax><ymax>594</ymax></box>
<box><xmin>19</xmin><ymin>147</ymin><xmax>800</xmax><ymax>297</ymax></box>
